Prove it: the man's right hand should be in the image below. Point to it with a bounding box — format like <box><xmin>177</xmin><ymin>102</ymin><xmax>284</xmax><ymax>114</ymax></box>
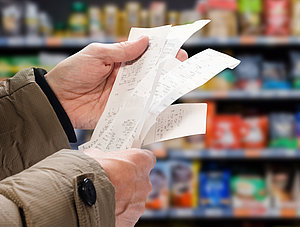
<box><xmin>83</xmin><ymin>148</ymin><xmax>156</xmax><ymax>227</ymax></box>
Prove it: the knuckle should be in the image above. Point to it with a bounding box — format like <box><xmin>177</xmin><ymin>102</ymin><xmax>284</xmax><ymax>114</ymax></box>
<box><xmin>87</xmin><ymin>42</ymin><xmax>99</xmax><ymax>49</ymax></box>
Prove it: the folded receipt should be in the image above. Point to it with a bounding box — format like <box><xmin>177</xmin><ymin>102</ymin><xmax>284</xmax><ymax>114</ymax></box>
<box><xmin>79</xmin><ymin>20</ymin><xmax>240</xmax><ymax>152</ymax></box>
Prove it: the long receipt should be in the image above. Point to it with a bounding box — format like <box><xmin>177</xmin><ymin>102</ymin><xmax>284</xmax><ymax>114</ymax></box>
<box><xmin>80</xmin><ymin>20</ymin><xmax>240</xmax><ymax>152</ymax></box>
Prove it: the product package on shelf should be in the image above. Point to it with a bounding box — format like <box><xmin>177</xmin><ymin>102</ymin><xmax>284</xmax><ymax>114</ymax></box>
<box><xmin>269</xmin><ymin>113</ymin><xmax>298</xmax><ymax>149</ymax></box>
<box><xmin>230</xmin><ymin>167</ymin><xmax>270</xmax><ymax>215</ymax></box>
<box><xmin>209</xmin><ymin>115</ymin><xmax>243</xmax><ymax>149</ymax></box>
<box><xmin>88</xmin><ymin>6</ymin><xmax>104</xmax><ymax>38</ymax></box>
<box><xmin>103</xmin><ymin>4</ymin><xmax>119</xmax><ymax>38</ymax></box>
<box><xmin>234</xmin><ymin>55</ymin><xmax>262</xmax><ymax>91</ymax></box>
<box><xmin>241</xmin><ymin>115</ymin><xmax>268</xmax><ymax>149</ymax></box>
<box><xmin>290</xmin><ymin>51</ymin><xmax>300</xmax><ymax>89</ymax></box>
<box><xmin>292</xmin><ymin>0</ymin><xmax>300</xmax><ymax>35</ymax></box>
<box><xmin>262</xmin><ymin>61</ymin><xmax>290</xmax><ymax>90</ymax></box>
<box><xmin>267</xmin><ymin>164</ymin><xmax>298</xmax><ymax>209</ymax></box>
<box><xmin>206</xmin><ymin>0</ymin><xmax>238</xmax><ymax>37</ymax></box>
<box><xmin>146</xmin><ymin>161</ymin><xmax>170</xmax><ymax>210</ymax></box>
<box><xmin>124</xmin><ymin>2</ymin><xmax>141</xmax><ymax>37</ymax></box>
<box><xmin>200</xmin><ymin>163</ymin><xmax>231</xmax><ymax>208</ymax></box>
<box><xmin>170</xmin><ymin>161</ymin><xmax>200</xmax><ymax>208</ymax></box>
<box><xmin>264</xmin><ymin>0</ymin><xmax>290</xmax><ymax>36</ymax></box>
<box><xmin>68</xmin><ymin>2</ymin><xmax>88</xmax><ymax>37</ymax></box>
<box><xmin>238</xmin><ymin>0</ymin><xmax>262</xmax><ymax>35</ymax></box>
<box><xmin>149</xmin><ymin>2</ymin><xmax>166</xmax><ymax>27</ymax></box>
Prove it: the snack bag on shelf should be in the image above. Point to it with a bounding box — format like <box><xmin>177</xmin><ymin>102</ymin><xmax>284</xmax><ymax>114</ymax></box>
<box><xmin>210</xmin><ymin>115</ymin><xmax>243</xmax><ymax>149</ymax></box>
<box><xmin>242</xmin><ymin>116</ymin><xmax>268</xmax><ymax>149</ymax></box>
<box><xmin>68</xmin><ymin>2</ymin><xmax>88</xmax><ymax>37</ymax></box>
<box><xmin>149</xmin><ymin>2</ymin><xmax>166</xmax><ymax>27</ymax></box>
<box><xmin>265</xmin><ymin>0</ymin><xmax>290</xmax><ymax>36</ymax></box>
<box><xmin>262</xmin><ymin>61</ymin><xmax>290</xmax><ymax>90</ymax></box>
<box><xmin>39</xmin><ymin>12</ymin><xmax>53</xmax><ymax>37</ymax></box>
<box><xmin>88</xmin><ymin>6</ymin><xmax>104</xmax><ymax>38</ymax></box>
<box><xmin>200</xmin><ymin>164</ymin><xmax>231</xmax><ymax>208</ymax></box>
<box><xmin>140</xmin><ymin>9</ymin><xmax>150</xmax><ymax>27</ymax></box>
<box><xmin>238</xmin><ymin>0</ymin><xmax>262</xmax><ymax>35</ymax></box>
<box><xmin>104</xmin><ymin>4</ymin><xmax>119</xmax><ymax>37</ymax></box>
<box><xmin>146</xmin><ymin>161</ymin><xmax>170</xmax><ymax>210</ymax></box>
<box><xmin>296</xmin><ymin>111</ymin><xmax>300</xmax><ymax>148</ymax></box>
<box><xmin>269</xmin><ymin>113</ymin><xmax>298</xmax><ymax>149</ymax></box>
<box><xmin>234</xmin><ymin>55</ymin><xmax>262</xmax><ymax>91</ymax></box>
<box><xmin>230</xmin><ymin>169</ymin><xmax>269</xmax><ymax>210</ymax></box>
<box><xmin>290</xmin><ymin>51</ymin><xmax>300</xmax><ymax>89</ymax></box>
<box><xmin>125</xmin><ymin>2</ymin><xmax>141</xmax><ymax>36</ymax></box>
<box><xmin>170</xmin><ymin>161</ymin><xmax>200</xmax><ymax>208</ymax></box>
<box><xmin>1</xmin><ymin>3</ymin><xmax>22</xmax><ymax>36</ymax></box>
<box><xmin>168</xmin><ymin>11</ymin><xmax>180</xmax><ymax>25</ymax></box>
<box><xmin>206</xmin><ymin>0</ymin><xmax>238</xmax><ymax>37</ymax></box>
<box><xmin>25</xmin><ymin>1</ymin><xmax>39</xmax><ymax>36</ymax></box>
<box><xmin>292</xmin><ymin>0</ymin><xmax>300</xmax><ymax>35</ymax></box>
<box><xmin>267</xmin><ymin>164</ymin><xmax>298</xmax><ymax>208</ymax></box>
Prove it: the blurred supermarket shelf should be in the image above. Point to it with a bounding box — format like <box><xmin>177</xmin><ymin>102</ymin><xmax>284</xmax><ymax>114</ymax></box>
<box><xmin>2</xmin><ymin>36</ymin><xmax>300</xmax><ymax>48</ymax></box>
<box><xmin>168</xmin><ymin>148</ymin><xmax>300</xmax><ymax>159</ymax></box>
<box><xmin>185</xmin><ymin>36</ymin><xmax>300</xmax><ymax>47</ymax></box>
<box><xmin>0</xmin><ymin>36</ymin><xmax>114</xmax><ymax>48</ymax></box>
<box><xmin>181</xmin><ymin>90</ymin><xmax>300</xmax><ymax>100</ymax></box>
<box><xmin>142</xmin><ymin>207</ymin><xmax>300</xmax><ymax>219</ymax></box>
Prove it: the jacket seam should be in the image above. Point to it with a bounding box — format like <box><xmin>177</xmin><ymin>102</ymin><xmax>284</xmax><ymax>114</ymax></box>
<box><xmin>0</xmin><ymin>81</ymin><xmax>35</xmax><ymax>99</ymax></box>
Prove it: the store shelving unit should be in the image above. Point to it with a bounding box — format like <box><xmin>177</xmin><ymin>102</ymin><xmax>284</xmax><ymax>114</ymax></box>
<box><xmin>182</xmin><ymin>90</ymin><xmax>300</xmax><ymax>100</ymax></box>
<box><xmin>1</xmin><ymin>36</ymin><xmax>300</xmax><ymax>48</ymax></box>
<box><xmin>3</xmin><ymin>35</ymin><xmax>300</xmax><ymax>222</ymax></box>
<box><xmin>168</xmin><ymin>148</ymin><xmax>300</xmax><ymax>159</ymax></box>
<box><xmin>143</xmin><ymin>207</ymin><xmax>300</xmax><ymax>219</ymax></box>
<box><xmin>2</xmin><ymin>23</ymin><xmax>300</xmax><ymax>227</ymax></box>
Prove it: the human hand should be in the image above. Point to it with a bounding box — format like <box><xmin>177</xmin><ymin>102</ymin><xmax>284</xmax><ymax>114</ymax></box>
<box><xmin>45</xmin><ymin>37</ymin><xmax>188</xmax><ymax>129</ymax></box>
<box><xmin>83</xmin><ymin>148</ymin><xmax>156</xmax><ymax>227</ymax></box>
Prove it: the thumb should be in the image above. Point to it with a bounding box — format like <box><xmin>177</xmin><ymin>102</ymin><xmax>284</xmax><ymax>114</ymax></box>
<box><xmin>99</xmin><ymin>36</ymin><xmax>149</xmax><ymax>63</ymax></box>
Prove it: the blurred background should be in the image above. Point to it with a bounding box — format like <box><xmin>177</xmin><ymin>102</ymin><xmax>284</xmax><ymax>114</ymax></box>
<box><xmin>2</xmin><ymin>0</ymin><xmax>300</xmax><ymax>226</ymax></box>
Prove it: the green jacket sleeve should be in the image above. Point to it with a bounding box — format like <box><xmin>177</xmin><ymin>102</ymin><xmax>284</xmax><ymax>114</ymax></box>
<box><xmin>0</xmin><ymin>68</ymin><xmax>115</xmax><ymax>227</ymax></box>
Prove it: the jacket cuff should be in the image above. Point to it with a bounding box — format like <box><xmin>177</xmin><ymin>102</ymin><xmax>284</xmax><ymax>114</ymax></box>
<box><xmin>33</xmin><ymin>68</ymin><xmax>77</xmax><ymax>143</ymax></box>
<box><xmin>0</xmin><ymin>150</ymin><xmax>115</xmax><ymax>227</ymax></box>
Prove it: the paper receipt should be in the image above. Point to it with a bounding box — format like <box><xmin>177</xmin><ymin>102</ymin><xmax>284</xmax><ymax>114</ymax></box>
<box><xmin>79</xmin><ymin>20</ymin><xmax>240</xmax><ymax>152</ymax></box>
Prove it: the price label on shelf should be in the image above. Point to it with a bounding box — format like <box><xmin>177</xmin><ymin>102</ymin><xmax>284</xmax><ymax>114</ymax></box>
<box><xmin>234</xmin><ymin>208</ymin><xmax>267</xmax><ymax>217</ymax></box>
<box><xmin>171</xmin><ymin>209</ymin><xmax>194</xmax><ymax>218</ymax></box>
<box><xmin>209</xmin><ymin>149</ymin><xmax>226</xmax><ymax>158</ymax></box>
<box><xmin>204</xmin><ymin>208</ymin><xmax>224</xmax><ymax>217</ymax></box>
<box><xmin>240</xmin><ymin>36</ymin><xmax>257</xmax><ymax>45</ymax></box>
<box><xmin>46</xmin><ymin>37</ymin><xmax>63</xmax><ymax>47</ymax></box>
<box><xmin>245</xmin><ymin>149</ymin><xmax>261</xmax><ymax>158</ymax></box>
<box><xmin>281</xmin><ymin>208</ymin><xmax>297</xmax><ymax>218</ymax></box>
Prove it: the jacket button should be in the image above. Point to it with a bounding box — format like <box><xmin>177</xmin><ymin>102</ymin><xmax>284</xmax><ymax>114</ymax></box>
<box><xmin>78</xmin><ymin>178</ymin><xmax>97</xmax><ymax>206</ymax></box>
